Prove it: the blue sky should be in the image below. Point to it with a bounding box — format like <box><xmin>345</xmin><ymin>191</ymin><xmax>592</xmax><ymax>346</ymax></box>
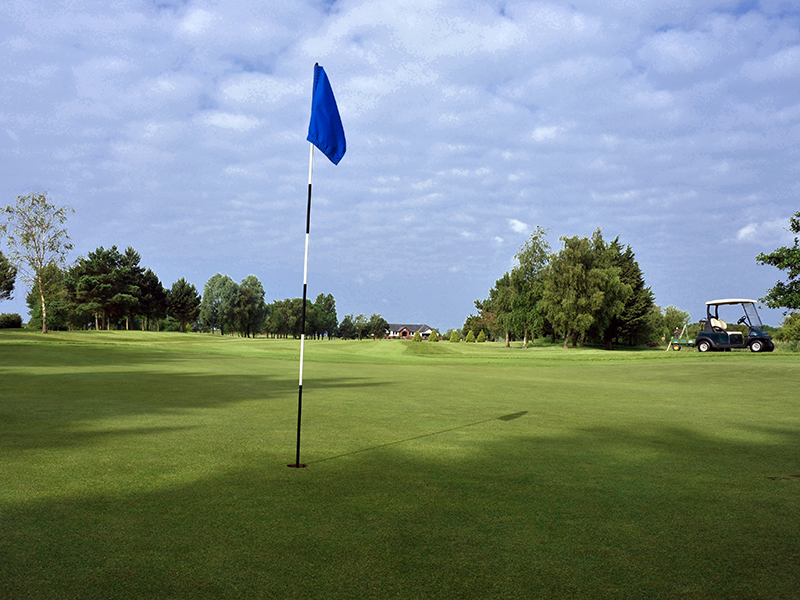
<box><xmin>2</xmin><ymin>0</ymin><xmax>799</xmax><ymax>330</ymax></box>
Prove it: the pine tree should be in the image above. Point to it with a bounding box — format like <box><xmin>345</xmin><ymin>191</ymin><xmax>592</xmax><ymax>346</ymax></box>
<box><xmin>167</xmin><ymin>278</ymin><xmax>201</xmax><ymax>332</ymax></box>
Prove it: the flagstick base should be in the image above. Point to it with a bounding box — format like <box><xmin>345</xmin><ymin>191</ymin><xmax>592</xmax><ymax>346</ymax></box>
<box><xmin>287</xmin><ymin>463</ymin><xmax>308</xmax><ymax>469</ymax></box>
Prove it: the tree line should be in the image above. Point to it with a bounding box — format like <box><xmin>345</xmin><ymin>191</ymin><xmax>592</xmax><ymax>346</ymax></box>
<box><xmin>463</xmin><ymin>227</ymin><xmax>692</xmax><ymax>349</ymax></box>
<box><xmin>6</xmin><ymin>193</ymin><xmax>799</xmax><ymax>344</ymax></box>
<box><xmin>23</xmin><ymin>253</ymin><xmax>390</xmax><ymax>338</ymax></box>
<box><xmin>1</xmin><ymin>193</ymin><xmax>389</xmax><ymax>337</ymax></box>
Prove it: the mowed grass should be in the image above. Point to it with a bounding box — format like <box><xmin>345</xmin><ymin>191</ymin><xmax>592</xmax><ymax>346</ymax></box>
<box><xmin>1</xmin><ymin>331</ymin><xmax>799</xmax><ymax>599</ymax></box>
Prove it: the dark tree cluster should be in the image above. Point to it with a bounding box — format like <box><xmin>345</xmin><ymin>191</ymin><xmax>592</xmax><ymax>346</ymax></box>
<box><xmin>198</xmin><ymin>273</ymin><xmax>269</xmax><ymax>338</ymax></box>
<box><xmin>200</xmin><ymin>277</ymin><xmax>386</xmax><ymax>341</ymax></box>
<box><xmin>466</xmin><ymin>227</ymin><xmax>660</xmax><ymax>349</ymax></box>
<box><xmin>23</xmin><ymin>245</ymin><xmax>199</xmax><ymax>332</ymax></box>
<box><xmin>335</xmin><ymin>313</ymin><xmax>388</xmax><ymax>340</ymax></box>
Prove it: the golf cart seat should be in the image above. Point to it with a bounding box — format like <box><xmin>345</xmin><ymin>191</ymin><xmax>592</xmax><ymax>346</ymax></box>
<box><xmin>710</xmin><ymin>318</ymin><xmax>727</xmax><ymax>331</ymax></box>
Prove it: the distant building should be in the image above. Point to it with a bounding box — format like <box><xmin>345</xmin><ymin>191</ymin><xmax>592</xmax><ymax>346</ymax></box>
<box><xmin>387</xmin><ymin>323</ymin><xmax>434</xmax><ymax>340</ymax></box>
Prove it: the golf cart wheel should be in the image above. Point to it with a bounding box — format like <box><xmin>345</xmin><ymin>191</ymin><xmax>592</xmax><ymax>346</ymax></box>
<box><xmin>766</xmin><ymin>341</ymin><xmax>775</xmax><ymax>352</ymax></box>
<box><xmin>672</xmin><ymin>343</ymin><xmax>681</xmax><ymax>351</ymax></box>
<box><xmin>750</xmin><ymin>340</ymin><xmax>763</xmax><ymax>353</ymax></box>
<box><xmin>697</xmin><ymin>340</ymin><xmax>711</xmax><ymax>353</ymax></box>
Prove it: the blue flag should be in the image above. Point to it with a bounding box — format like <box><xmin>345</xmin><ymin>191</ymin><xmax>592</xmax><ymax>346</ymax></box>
<box><xmin>307</xmin><ymin>64</ymin><xmax>346</xmax><ymax>165</ymax></box>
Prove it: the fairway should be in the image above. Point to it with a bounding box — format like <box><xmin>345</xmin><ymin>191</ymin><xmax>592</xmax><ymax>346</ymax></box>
<box><xmin>1</xmin><ymin>331</ymin><xmax>799</xmax><ymax>599</ymax></box>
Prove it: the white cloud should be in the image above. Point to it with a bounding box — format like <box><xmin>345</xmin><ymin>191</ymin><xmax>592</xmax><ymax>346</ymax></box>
<box><xmin>509</xmin><ymin>219</ymin><xmax>528</xmax><ymax>233</ymax></box>
<box><xmin>531</xmin><ymin>126</ymin><xmax>562</xmax><ymax>142</ymax></box>
<box><xmin>180</xmin><ymin>9</ymin><xmax>216</xmax><ymax>35</ymax></box>
<box><xmin>736</xmin><ymin>219</ymin><xmax>794</xmax><ymax>244</ymax></box>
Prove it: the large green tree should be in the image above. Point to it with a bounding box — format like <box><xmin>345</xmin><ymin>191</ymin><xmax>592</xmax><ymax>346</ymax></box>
<box><xmin>354</xmin><ymin>314</ymin><xmax>370</xmax><ymax>340</ymax></box>
<box><xmin>25</xmin><ymin>264</ymin><xmax>76</xmax><ymax>331</ymax></box>
<box><xmin>511</xmin><ymin>226</ymin><xmax>551</xmax><ymax>346</ymax></box>
<box><xmin>68</xmin><ymin>246</ymin><xmax>137</xmax><ymax>330</ymax></box>
<box><xmin>199</xmin><ymin>273</ymin><xmax>238</xmax><ymax>335</ymax></box>
<box><xmin>235</xmin><ymin>275</ymin><xmax>267</xmax><ymax>338</ymax></box>
<box><xmin>540</xmin><ymin>230</ymin><xmax>631</xmax><ymax>349</ymax></box>
<box><xmin>313</xmin><ymin>293</ymin><xmax>338</xmax><ymax>339</ymax></box>
<box><xmin>471</xmin><ymin>226</ymin><xmax>552</xmax><ymax>347</ymax></box>
<box><xmin>65</xmin><ymin>245</ymin><xmax>161</xmax><ymax>330</ymax></box>
<box><xmin>266</xmin><ymin>298</ymin><xmax>294</xmax><ymax>338</ymax></box>
<box><xmin>480</xmin><ymin>272</ymin><xmax>516</xmax><ymax>347</ymax></box>
<box><xmin>368</xmin><ymin>313</ymin><xmax>389</xmax><ymax>339</ymax></box>
<box><xmin>118</xmin><ymin>247</ymin><xmax>144</xmax><ymax>330</ymax></box>
<box><xmin>137</xmin><ymin>268</ymin><xmax>167</xmax><ymax>331</ymax></box>
<box><xmin>167</xmin><ymin>278</ymin><xmax>201</xmax><ymax>332</ymax></box>
<box><xmin>2</xmin><ymin>193</ymin><xmax>73</xmax><ymax>333</ymax></box>
<box><xmin>595</xmin><ymin>238</ymin><xmax>655</xmax><ymax>349</ymax></box>
<box><xmin>337</xmin><ymin>314</ymin><xmax>357</xmax><ymax>339</ymax></box>
<box><xmin>756</xmin><ymin>211</ymin><xmax>800</xmax><ymax>311</ymax></box>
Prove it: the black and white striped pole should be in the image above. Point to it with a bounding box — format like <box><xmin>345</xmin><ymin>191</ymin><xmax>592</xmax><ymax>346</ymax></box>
<box><xmin>290</xmin><ymin>143</ymin><xmax>315</xmax><ymax>469</ymax></box>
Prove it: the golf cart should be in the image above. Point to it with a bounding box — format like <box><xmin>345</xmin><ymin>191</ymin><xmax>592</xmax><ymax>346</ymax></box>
<box><xmin>696</xmin><ymin>299</ymin><xmax>774</xmax><ymax>353</ymax></box>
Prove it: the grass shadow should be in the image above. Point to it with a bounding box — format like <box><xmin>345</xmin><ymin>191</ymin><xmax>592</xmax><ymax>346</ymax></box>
<box><xmin>0</xmin><ymin>369</ymin><xmax>391</xmax><ymax>452</ymax></box>
<box><xmin>2</xmin><ymin>423</ymin><xmax>799</xmax><ymax>599</ymax></box>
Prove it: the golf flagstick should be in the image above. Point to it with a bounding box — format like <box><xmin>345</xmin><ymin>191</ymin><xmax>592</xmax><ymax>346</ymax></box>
<box><xmin>289</xmin><ymin>64</ymin><xmax>345</xmax><ymax>468</ymax></box>
<box><xmin>290</xmin><ymin>143</ymin><xmax>314</xmax><ymax>469</ymax></box>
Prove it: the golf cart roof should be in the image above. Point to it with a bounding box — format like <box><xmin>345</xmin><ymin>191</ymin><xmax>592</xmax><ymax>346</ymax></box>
<box><xmin>705</xmin><ymin>299</ymin><xmax>758</xmax><ymax>306</ymax></box>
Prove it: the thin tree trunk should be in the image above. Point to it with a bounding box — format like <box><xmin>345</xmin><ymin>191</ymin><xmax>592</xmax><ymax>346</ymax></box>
<box><xmin>39</xmin><ymin>288</ymin><xmax>47</xmax><ymax>334</ymax></box>
<box><xmin>505</xmin><ymin>329</ymin><xmax>510</xmax><ymax>348</ymax></box>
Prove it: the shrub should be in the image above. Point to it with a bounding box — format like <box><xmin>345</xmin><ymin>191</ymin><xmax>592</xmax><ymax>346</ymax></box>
<box><xmin>477</xmin><ymin>330</ymin><xmax>487</xmax><ymax>343</ymax></box>
<box><xmin>465</xmin><ymin>330</ymin><xmax>476</xmax><ymax>343</ymax></box>
<box><xmin>412</xmin><ymin>331</ymin><xmax>422</xmax><ymax>342</ymax></box>
<box><xmin>450</xmin><ymin>330</ymin><xmax>459</xmax><ymax>343</ymax></box>
<box><xmin>0</xmin><ymin>313</ymin><xmax>23</xmax><ymax>329</ymax></box>
<box><xmin>428</xmin><ymin>329</ymin><xmax>439</xmax><ymax>342</ymax></box>
<box><xmin>162</xmin><ymin>316</ymin><xmax>182</xmax><ymax>332</ymax></box>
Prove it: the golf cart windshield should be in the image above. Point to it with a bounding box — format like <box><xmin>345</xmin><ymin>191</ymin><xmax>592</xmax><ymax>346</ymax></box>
<box><xmin>743</xmin><ymin>302</ymin><xmax>763</xmax><ymax>328</ymax></box>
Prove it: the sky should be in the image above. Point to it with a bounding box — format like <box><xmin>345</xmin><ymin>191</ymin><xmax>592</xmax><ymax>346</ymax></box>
<box><xmin>2</xmin><ymin>0</ymin><xmax>799</xmax><ymax>331</ymax></box>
